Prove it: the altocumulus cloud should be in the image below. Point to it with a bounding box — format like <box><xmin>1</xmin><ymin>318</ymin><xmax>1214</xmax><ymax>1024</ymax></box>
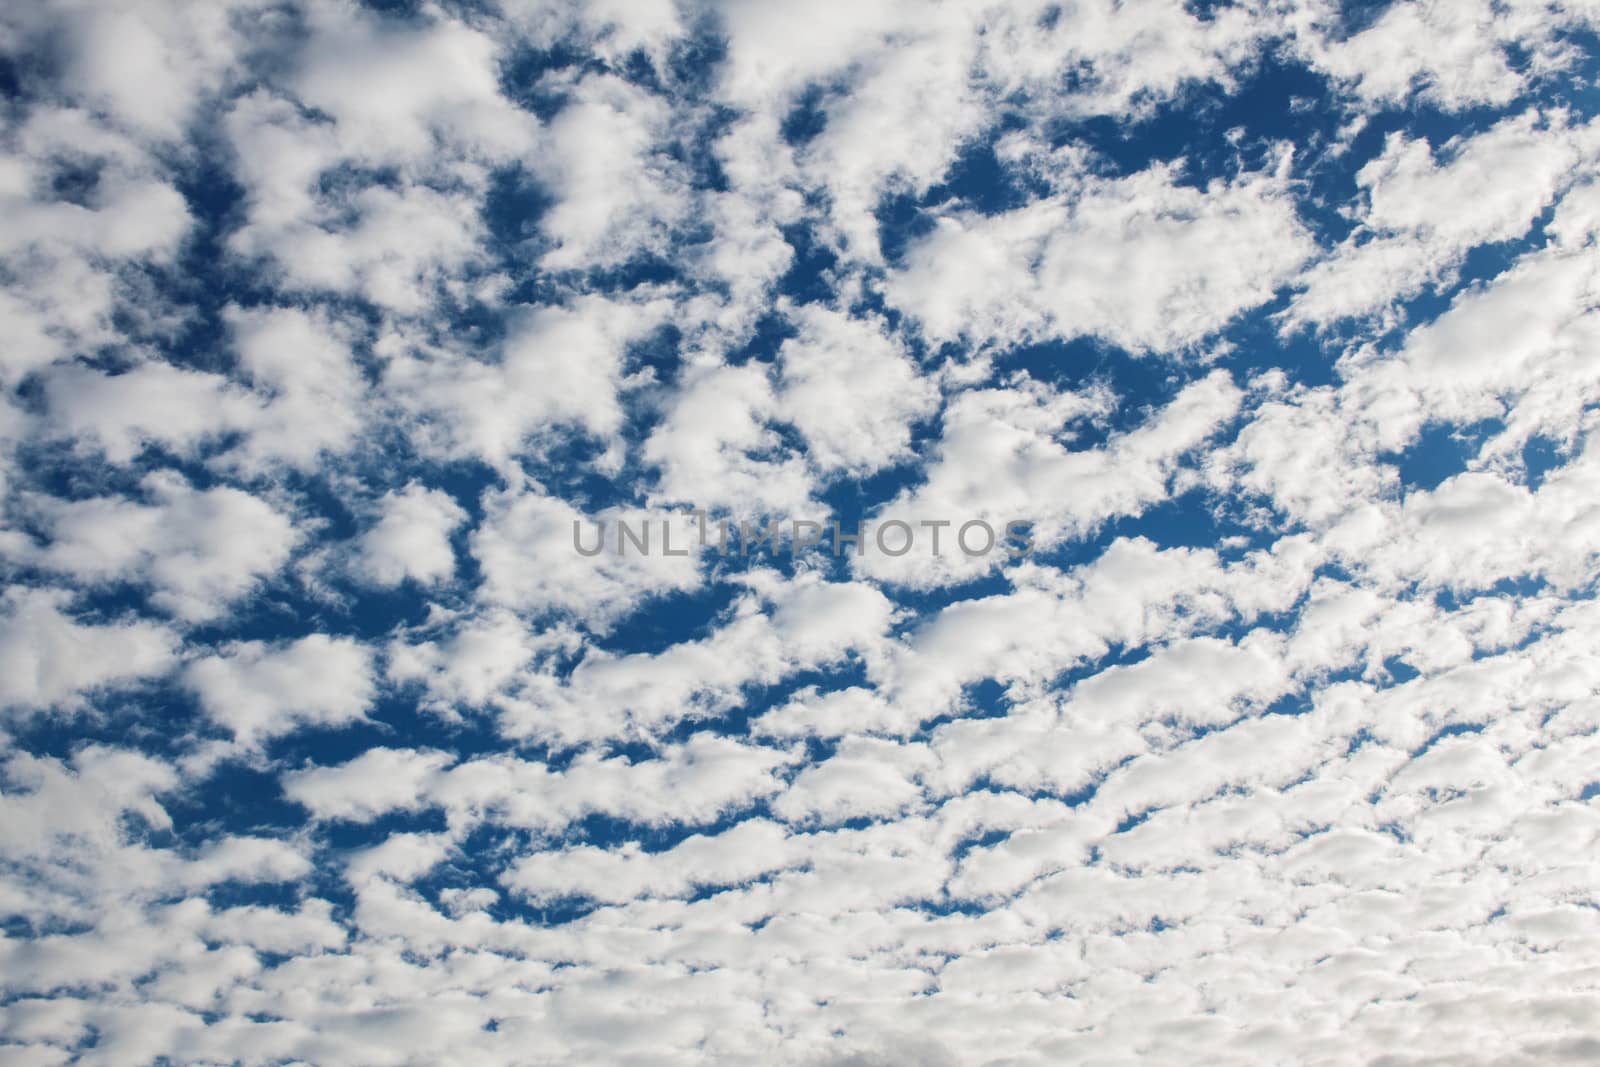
<box><xmin>2</xmin><ymin>1</ymin><xmax>1600</xmax><ymax>1064</ymax></box>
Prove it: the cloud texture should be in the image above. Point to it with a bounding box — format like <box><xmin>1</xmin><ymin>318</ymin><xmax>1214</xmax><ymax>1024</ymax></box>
<box><xmin>2</xmin><ymin>0</ymin><xmax>1600</xmax><ymax>1063</ymax></box>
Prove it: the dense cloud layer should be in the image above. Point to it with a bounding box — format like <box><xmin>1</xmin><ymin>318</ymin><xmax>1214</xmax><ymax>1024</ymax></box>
<box><xmin>2</xmin><ymin>0</ymin><xmax>1600</xmax><ymax>1064</ymax></box>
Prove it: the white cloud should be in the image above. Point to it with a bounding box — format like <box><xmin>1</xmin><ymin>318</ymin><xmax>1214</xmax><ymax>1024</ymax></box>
<box><xmin>500</xmin><ymin>571</ymin><xmax>896</xmax><ymax>744</ymax></box>
<box><xmin>0</xmin><ymin>104</ymin><xmax>195</xmax><ymax>385</ymax></box>
<box><xmin>855</xmin><ymin>369</ymin><xmax>1242</xmax><ymax>587</ymax></box>
<box><xmin>775</xmin><ymin>304</ymin><xmax>938</xmax><ymax>475</ymax></box>
<box><xmin>388</xmin><ymin>608</ymin><xmax>569</xmax><ymax>714</ymax></box>
<box><xmin>1289</xmin><ymin>0</ymin><xmax>1557</xmax><ymax>112</ymax></box>
<box><xmin>40</xmin><ymin>0</ymin><xmax>254</xmax><ymax>139</ymax></box>
<box><xmin>288</xmin><ymin>733</ymin><xmax>800</xmax><ymax>838</ymax></box>
<box><xmin>382</xmin><ymin>295</ymin><xmax>669</xmax><ymax>471</ymax></box>
<box><xmin>504</xmin><ymin>818</ymin><xmax>799</xmax><ymax>904</ymax></box>
<box><xmin>771</xmin><ymin>736</ymin><xmax>932</xmax><ymax>825</ymax></box>
<box><xmin>886</xmin><ymin>161</ymin><xmax>1314</xmax><ymax>353</ymax></box>
<box><xmin>221</xmin><ymin>304</ymin><xmax>369</xmax><ymax>472</ymax></box>
<box><xmin>228</xmin><ymin>179</ymin><xmax>487</xmax><ymax>314</ymax></box>
<box><xmin>291</xmin><ymin>4</ymin><xmax>536</xmax><ymax>165</ymax></box>
<box><xmin>15</xmin><ymin>473</ymin><xmax>299</xmax><ymax>622</ymax></box>
<box><xmin>183</xmin><ymin>634</ymin><xmax>375</xmax><ymax>745</ymax></box>
<box><xmin>712</xmin><ymin>0</ymin><xmax>1277</xmax><ymax>259</ymax></box>
<box><xmin>0</xmin><ymin>588</ymin><xmax>175</xmax><ymax>711</ymax></box>
<box><xmin>351</xmin><ymin>483</ymin><xmax>466</xmax><ymax>588</ymax></box>
<box><xmin>38</xmin><ymin>304</ymin><xmax>371</xmax><ymax>473</ymax></box>
<box><xmin>282</xmin><ymin>747</ymin><xmax>454</xmax><ymax>824</ymax></box>
<box><xmin>535</xmin><ymin>73</ymin><xmax>692</xmax><ymax>269</ymax></box>
<box><xmin>42</xmin><ymin>361</ymin><xmax>258</xmax><ymax>465</ymax></box>
<box><xmin>1289</xmin><ymin>111</ymin><xmax>1600</xmax><ymax>326</ymax></box>
<box><xmin>643</xmin><ymin>361</ymin><xmax>817</xmax><ymax>517</ymax></box>
<box><xmin>0</xmin><ymin>173</ymin><xmax>191</xmax><ymax>262</ymax></box>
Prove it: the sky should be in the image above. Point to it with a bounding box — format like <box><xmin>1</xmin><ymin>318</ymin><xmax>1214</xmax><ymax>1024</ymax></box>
<box><xmin>2</xmin><ymin>0</ymin><xmax>1600</xmax><ymax>1064</ymax></box>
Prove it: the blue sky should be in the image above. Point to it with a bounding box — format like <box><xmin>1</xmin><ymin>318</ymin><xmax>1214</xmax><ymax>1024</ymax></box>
<box><xmin>3</xmin><ymin>0</ymin><xmax>1600</xmax><ymax>1063</ymax></box>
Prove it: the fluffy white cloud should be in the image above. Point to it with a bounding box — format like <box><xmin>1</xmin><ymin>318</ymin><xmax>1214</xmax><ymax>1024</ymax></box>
<box><xmin>42</xmin><ymin>361</ymin><xmax>258</xmax><ymax>465</ymax></box>
<box><xmin>1289</xmin><ymin>110</ymin><xmax>1600</xmax><ymax>326</ymax></box>
<box><xmin>535</xmin><ymin>73</ymin><xmax>692</xmax><ymax>269</ymax></box>
<box><xmin>286</xmin><ymin>733</ymin><xmax>800</xmax><ymax>838</ymax></box>
<box><xmin>504</xmin><ymin>818</ymin><xmax>799</xmax><ymax>904</ymax></box>
<box><xmin>855</xmin><ymin>370</ymin><xmax>1242</xmax><ymax>587</ymax></box>
<box><xmin>290</xmin><ymin>4</ymin><xmax>535</xmax><ymax>164</ymax></box>
<box><xmin>351</xmin><ymin>483</ymin><xmax>466</xmax><ymax>588</ymax></box>
<box><xmin>0</xmin><ymin>172</ymin><xmax>191</xmax><ymax>263</ymax></box>
<box><xmin>221</xmin><ymin>304</ymin><xmax>369</xmax><ymax>472</ymax></box>
<box><xmin>887</xmin><ymin>160</ymin><xmax>1314</xmax><ymax>353</ymax></box>
<box><xmin>775</xmin><ymin>304</ymin><xmax>938</xmax><ymax>475</ymax></box>
<box><xmin>0</xmin><ymin>588</ymin><xmax>175</xmax><ymax>711</ymax></box>
<box><xmin>1288</xmin><ymin>0</ymin><xmax>1588</xmax><ymax>112</ymax></box>
<box><xmin>229</xmin><ymin>179</ymin><xmax>488</xmax><ymax>314</ymax></box>
<box><xmin>500</xmin><ymin>571</ymin><xmax>896</xmax><ymax>744</ymax></box>
<box><xmin>183</xmin><ymin>634</ymin><xmax>375</xmax><ymax>745</ymax></box>
<box><xmin>38</xmin><ymin>304</ymin><xmax>371</xmax><ymax>473</ymax></box>
<box><xmin>713</xmin><ymin>0</ymin><xmax>1279</xmax><ymax>259</ymax></box>
<box><xmin>23</xmin><ymin>0</ymin><xmax>257</xmax><ymax>139</ymax></box>
<box><xmin>643</xmin><ymin>361</ymin><xmax>818</xmax><ymax>517</ymax></box>
<box><xmin>387</xmin><ymin>608</ymin><xmax>569</xmax><ymax>714</ymax></box>
<box><xmin>14</xmin><ymin>474</ymin><xmax>298</xmax><ymax>622</ymax></box>
<box><xmin>282</xmin><ymin>746</ymin><xmax>455</xmax><ymax>824</ymax></box>
<box><xmin>0</xmin><ymin>103</ymin><xmax>194</xmax><ymax>385</ymax></box>
<box><xmin>382</xmin><ymin>295</ymin><xmax>669</xmax><ymax>471</ymax></box>
<box><xmin>771</xmin><ymin>736</ymin><xmax>932</xmax><ymax>825</ymax></box>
